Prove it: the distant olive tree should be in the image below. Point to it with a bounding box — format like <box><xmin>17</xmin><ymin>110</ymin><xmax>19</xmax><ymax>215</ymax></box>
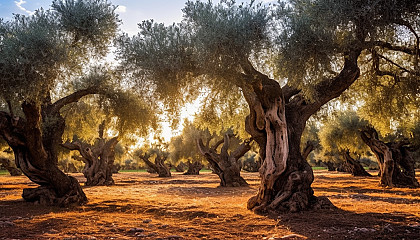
<box><xmin>319</xmin><ymin>112</ymin><xmax>372</xmax><ymax>176</ymax></box>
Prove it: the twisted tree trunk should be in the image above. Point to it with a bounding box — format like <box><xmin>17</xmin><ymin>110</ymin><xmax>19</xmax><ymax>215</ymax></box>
<box><xmin>0</xmin><ymin>102</ymin><xmax>87</xmax><ymax>206</ymax></box>
<box><xmin>183</xmin><ymin>159</ymin><xmax>203</xmax><ymax>175</ymax></box>
<box><xmin>197</xmin><ymin>134</ymin><xmax>250</xmax><ymax>187</ymax></box>
<box><xmin>173</xmin><ymin>162</ymin><xmax>187</xmax><ymax>172</ymax></box>
<box><xmin>323</xmin><ymin>161</ymin><xmax>337</xmax><ymax>171</ymax></box>
<box><xmin>61</xmin><ymin>121</ymin><xmax>118</xmax><ymax>186</ymax></box>
<box><xmin>61</xmin><ymin>139</ymin><xmax>118</xmax><ymax>186</ymax></box>
<box><xmin>361</xmin><ymin>127</ymin><xmax>419</xmax><ymax>188</ymax></box>
<box><xmin>0</xmin><ymin>157</ymin><xmax>22</xmax><ymax>176</ymax></box>
<box><xmin>342</xmin><ymin>150</ymin><xmax>371</xmax><ymax>177</ymax></box>
<box><xmin>139</xmin><ymin>151</ymin><xmax>171</xmax><ymax>177</ymax></box>
<box><xmin>241</xmin><ymin>46</ymin><xmax>361</xmax><ymax>214</ymax></box>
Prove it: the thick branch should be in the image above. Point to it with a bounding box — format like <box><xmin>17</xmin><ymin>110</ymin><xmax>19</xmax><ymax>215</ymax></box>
<box><xmin>298</xmin><ymin>48</ymin><xmax>361</xmax><ymax>120</ymax></box>
<box><xmin>232</xmin><ymin>139</ymin><xmax>252</xmax><ymax>160</ymax></box>
<box><xmin>212</xmin><ymin>138</ymin><xmax>225</xmax><ymax>151</ymax></box>
<box><xmin>220</xmin><ymin>134</ymin><xmax>230</xmax><ymax>159</ymax></box>
<box><xmin>61</xmin><ymin>141</ymin><xmax>94</xmax><ymax>165</ymax></box>
<box><xmin>50</xmin><ymin>87</ymin><xmax>98</xmax><ymax>115</ymax></box>
<box><xmin>282</xmin><ymin>85</ymin><xmax>301</xmax><ymax>103</ymax></box>
<box><xmin>302</xmin><ymin>141</ymin><xmax>314</xmax><ymax>161</ymax></box>
<box><xmin>366</xmin><ymin>41</ymin><xmax>418</xmax><ymax>56</ymax></box>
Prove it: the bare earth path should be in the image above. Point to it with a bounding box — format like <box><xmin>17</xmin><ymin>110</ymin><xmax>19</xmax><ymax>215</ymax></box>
<box><xmin>1</xmin><ymin>170</ymin><xmax>419</xmax><ymax>239</ymax></box>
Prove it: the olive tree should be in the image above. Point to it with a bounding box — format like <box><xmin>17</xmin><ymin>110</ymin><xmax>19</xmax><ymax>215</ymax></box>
<box><xmin>61</xmin><ymin>90</ymin><xmax>155</xmax><ymax>186</ymax></box>
<box><xmin>361</xmin><ymin>126</ymin><xmax>419</xmax><ymax>188</ymax></box>
<box><xmin>319</xmin><ymin>111</ymin><xmax>372</xmax><ymax>176</ymax></box>
<box><xmin>169</xmin><ymin>121</ymin><xmax>207</xmax><ymax>175</ymax></box>
<box><xmin>0</xmin><ymin>0</ymin><xmax>122</xmax><ymax>206</ymax></box>
<box><xmin>118</xmin><ymin>0</ymin><xmax>419</xmax><ymax>213</ymax></box>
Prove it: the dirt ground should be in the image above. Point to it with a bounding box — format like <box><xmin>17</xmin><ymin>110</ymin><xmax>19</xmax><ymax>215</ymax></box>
<box><xmin>0</xmin><ymin>170</ymin><xmax>419</xmax><ymax>240</ymax></box>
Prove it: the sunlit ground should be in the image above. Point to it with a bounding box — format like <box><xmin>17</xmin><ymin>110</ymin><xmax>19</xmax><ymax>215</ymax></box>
<box><xmin>0</xmin><ymin>170</ymin><xmax>419</xmax><ymax>239</ymax></box>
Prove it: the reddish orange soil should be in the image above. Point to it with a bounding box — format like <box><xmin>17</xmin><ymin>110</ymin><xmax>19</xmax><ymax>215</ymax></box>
<box><xmin>0</xmin><ymin>170</ymin><xmax>419</xmax><ymax>239</ymax></box>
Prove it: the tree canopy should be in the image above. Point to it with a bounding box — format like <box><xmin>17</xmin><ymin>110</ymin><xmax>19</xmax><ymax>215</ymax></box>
<box><xmin>117</xmin><ymin>0</ymin><xmax>419</xmax><ymax>213</ymax></box>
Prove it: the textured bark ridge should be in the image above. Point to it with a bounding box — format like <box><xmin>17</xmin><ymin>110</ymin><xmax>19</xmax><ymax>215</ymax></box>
<box><xmin>172</xmin><ymin>162</ymin><xmax>187</xmax><ymax>172</ymax></box>
<box><xmin>183</xmin><ymin>160</ymin><xmax>203</xmax><ymax>175</ymax></box>
<box><xmin>243</xmin><ymin>77</ymin><xmax>318</xmax><ymax>214</ymax></box>
<box><xmin>361</xmin><ymin>127</ymin><xmax>419</xmax><ymax>188</ymax></box>
<box><xmin>139</xmin><ymin>151</ymin><xmax>171</xmax><ymax>177</ymax></box>
<box><xmin>341</xmin><ymin>150</ymin><xmax>372</xmax><ymax>177</ymax></box>
<box><xmin>61</xmin><ymin>122</ymin><xmax>119</xmax><ymax>186</ymax></box>
<box><xmin>197</xmin><ymin>134</ymin><xmax>250</xmax><ymax>187</ymax></box>
<box><xmin>241</xmin><ymin>49</ymin><xmax>361</xmax><ymax>213</ymax></box>
<box><xmin>0</xmin><ymin>102</ymin><xmax>87</xmax><ymax>207</ymax></box>
<box><xmin>0</xmin><ymin>157</ymin><xmax>22</xmax><ymax>176</ymax></box>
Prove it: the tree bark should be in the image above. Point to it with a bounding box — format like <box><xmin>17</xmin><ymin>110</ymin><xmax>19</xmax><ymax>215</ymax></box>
<box><xmin>323</xmin><ymin>161</ymin><xmax>337</xmax><ymax>171</ymax></box>
<box><xmin>183</xmin><ymin>159</ymin><xmax>203</xmax><ymax>175</ymax></box>
<box><xmin>302</xmin><ymin>141</ymin><xmax>314</xmax><ymax>161</ymax></box>
<box><xmin>0</xmin><ymin>157</ymin><xmax>22</xmax><ymax>176</ymax></box>
<box><xmin>139</xmin><ymin>151</ymin><xmax>171</xmax><ymax>177</ymax></box>
<box><xmin>173</xmin><ymin>162</ymin><xmax>187</xmax><ymax>172</ymax></box>
<box><xmin>0</xmin><ymin>87</ymin><xmax>102</xmax><ymax>206</ymax></box>
<box><xmin>0</xmin><ymin>103</ymin><xmax>87</xmax><ymax>207</ymax></box>
<box><xmin>61</xmin><ymin>121</ymin><xmax>118</xmax><ymax>186</ymax></box>
<box><xmin>361</xmin><ymin>127</ymin><xmax>419</xmax><ymax>188</ymax></box>
<box><xmin>242</xmin><ymin>45</ymin><xmax>361</xmax><ymax>214</ymax></box>
<box><xmin>197</xmin><ymin>134</ymin><xmax>250</xmax><ymax>187</ymax></box>
<box><xmin>61</xmin><ymin>137</ymin><xmax>119</xmax><ymax>186</ymax></box>
<box><xmin>341</xmin><ymin>150</ymin><xmax>372</xmax><ymax>177</ymax></box>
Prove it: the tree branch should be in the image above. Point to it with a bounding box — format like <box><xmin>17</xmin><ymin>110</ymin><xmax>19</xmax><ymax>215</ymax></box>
<box><xmin>376</xmin><ymin>53</ymin><xmax>419</xmax><ymax>76</ymax></box>
<box><xmin>366</xmin><ymin>41</ymin><xmax>418</xmax><ymax>56</ymax></box>
<box><xmin>299</xmin><ymin>48</ymin><xmax>362</xmax><ymax>120</ymax></box>
<box><xmin>282</xmin><ymin>85</ymin><xmax>301</xmax><ymax>103</ymax></box>
<box><xmin>50</xmin><ymin>87</ymin><xmax>98</xmax><ymax>115</ymax></box>
<box><xmin>232</xmin><ymin>139</ymin><xmax>252</xmax><ymax>160</ymax></box>
<box><xmin>302</xmin><ymin>141</ymin><xmax>314</xmax><ymax>161</ymax></box>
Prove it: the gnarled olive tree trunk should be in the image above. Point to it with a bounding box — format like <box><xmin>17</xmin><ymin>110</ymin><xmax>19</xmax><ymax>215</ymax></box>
<box><xmin>0</xmin><ymin>157</ymin><xmax>22</xmax><ymax>176</ymax></box>
<box><xmin>342</xmin><ymin>150</ymin><xmax>371</xmax><ymax>177</ymax></box>
<box><xmin>183</xmin><ymin>159</ymin><xmax>203</xmax><ymax>175</ymax></box>
<box><xmin>172</xmin><ymin>162</ymin><xmax>187</xmax><ymax>172</ymax></box>
<box><xmin>61</xmin><ymin>122</ymin><xmax>119</xmax><ymax>186</ymax></box>
<box><xmin>139</xmin><ymin>151</ymin><xmax>171</xmax><ymax>177</ymax></box>
<box><xmin>197</xmin><ymin>134</ymin><xmax>251</xmax><ymax>187</ymax></box>
<box><xmin>241</xmin><ymin>49</ymin><xmax>361</xmax><ymax>214</ymax></box>
<box><xmin>361</xmin><ymin>127</ymin><xmax>419</xmax><ymax>188</ymax></box>
<box><xmin>0</xmin><ymin>101</ymin><xmax>87</xmax><ymax>206</ymax></box>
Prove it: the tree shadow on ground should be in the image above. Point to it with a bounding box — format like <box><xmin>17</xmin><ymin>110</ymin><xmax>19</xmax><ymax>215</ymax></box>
<box><xmin>275</xmin><ymin>208</ymin><xmax>420</xmax><ymax>240</ymax></box>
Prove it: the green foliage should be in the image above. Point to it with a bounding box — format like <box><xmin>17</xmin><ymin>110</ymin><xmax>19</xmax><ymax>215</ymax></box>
<box><xmin>117</xmin><ymin>20</ymin><xmax>195</xmax><ymax>109</ymax></box>
<box><xmin>0</xmin><ymin>0</ymin><xmax>120</xmax><ymax>105</ymax></box>
<box><xmin>117</xmin><ymin>0</ymin><xmax>272</xmax><ymax>123</ymax></box>
<box><xmin>168</xmin><ymin>120</ymin><xmax>210</xmax><ymax>165</ymax></box>
<box><xmin>319</xmin><ymin>111</ymin><xmax>370</xmax><ymax>162</ymax></box>
<box><xmin>301</xmin><ymin>120</ymin><xmax>321</xmax><ymax>150</ymax></box>
<box><xmin>52</xmin><ymin>0</ymin><xmax>119</xmax><ymax>56</ymax></box>
<box><xmin>0</xmin><ymin>11</ymin><xmax>68</xmax><ymax>102</ymax></box>
<box><xmin>195</xmin><ymin>88</ymin><xmax>249</xmax><ymax>139</ymax></box>
<box><xmin>275</xmin><ymin>0</ymin><xmax>419</xmax><ymax>96</ymax></box>
<box><xmin>183</xmin><ymin>0</ymin><xmax>271</xmax><ymax>74</ymax></box>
